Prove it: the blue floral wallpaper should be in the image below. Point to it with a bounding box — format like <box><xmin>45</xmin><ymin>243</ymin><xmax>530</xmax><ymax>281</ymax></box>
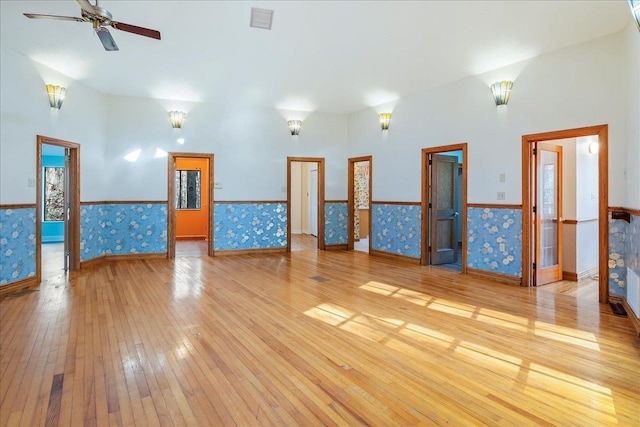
<box><xmin>628</xmin><ymin>214</ymin><xmax>639</xmax><ymax>277</ymax></box>
<box><xmin>467</xmin><ymin>207</ymin><xmax>522</xmax><ymax>277</ymax></box>
<box><xmin>80</xmin><ymin>204</ymin><xmax>107</xmax><ymax>261</ymax></box>
<box><xmin>371</xmin><ymin>204</ymin><xmax>421</xmax><ymax>258</ymax></box>
<box><xmin>80</xmin><ymin>203</ymin><xmax>167</xmax><ymax>261</ymax></box>
<box><xmin>214</xmin><ymin>203</ymin><xmax>287</xmax><ymax>251</ymax></box>
<box><xmin>0</xmin><ymin>208</ymin><xmax>36</xmax><ymax>284</ymax></box>
<box><xmin>609</xmin><ymin>216</ymin><xmax>628</xmax><ymax>297</ymax></box>
<box><xmin>325</xmin><ymin>202</ymin><xmax>348</xmax><ymax>245</ymax></box>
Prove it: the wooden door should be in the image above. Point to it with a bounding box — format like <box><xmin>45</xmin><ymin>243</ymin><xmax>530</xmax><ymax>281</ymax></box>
<box><xmin>430</xmin><ymin>154</ymin><xmax>458</xmax><ymax>265</ymax></box>
<box><xmin>535</xmin><ymin>143</ymin><xmax>563</xmax><ymax>286</ymax></box>
<box><xmin>175</xmin><ymin>157</ymin><xmax>209</xmax><ymax>240</ymax></box>
<box><xmin>63</xmin><ymin>148</ymin><xmax>70</xmax><ymax>271</ymax></box>
<box><xmin>309</xmin><ymin>168</ymin><xmax>318</xmax><ymax>237</ymax></box>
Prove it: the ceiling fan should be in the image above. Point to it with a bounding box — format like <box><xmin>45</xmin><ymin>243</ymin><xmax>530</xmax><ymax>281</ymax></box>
<box><xmin>24</xmin><ymin>0</ymin><xmax>161</xmax><ymax>51</ymax></box>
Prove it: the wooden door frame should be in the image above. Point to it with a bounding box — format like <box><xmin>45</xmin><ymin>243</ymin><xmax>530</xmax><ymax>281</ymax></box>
<box><xmin>287</xmin><ymin>157</ymin><xmax>325</xmax><ymax>251</ymax></box>
<box><xmin>421</xmin><ymin>143</ymin><xmax>468</xmax><ymax>272</ymax></box>
<box><xmin>167</xmin><ymin>153</ymin><xmax>215</xmax><ymax>258</ymax></box>
<box><xmin>522</xmin><ymin>125</ymin><xmax>608</xmax><ymax>303</ymax></box>
<box><xmin>36</xmin><ymin>135</ymin><xmax>81</xmax><ymax>283</ymax></box>
<box><xmin>347</xmin><ymin>156</ymin><xmax>372</xmax><ymax>251</ymax></box>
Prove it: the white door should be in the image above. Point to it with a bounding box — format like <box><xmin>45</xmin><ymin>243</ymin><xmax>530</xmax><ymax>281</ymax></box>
<box><xmin>309</xmin><ymin>168</ymin><xmax>318</xmax><ymax>236</ymax></box>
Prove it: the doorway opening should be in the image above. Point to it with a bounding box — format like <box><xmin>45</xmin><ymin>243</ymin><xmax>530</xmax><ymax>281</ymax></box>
<box><xmin>421</xmin><ymin>143</ymin><xmax>467</xmax><ymax>273</ymax></box>
<box><xmin>167</xmin><ymin>153</ymin><xmax>214</xmax><ymax>258</ymax></box>
<box><xmin>522</xmin><ymin>125</ymin><xmax>608</xmax><ymax>303</ymax></box>
<box><xmin>36</xmin><ymin>135</ymin><xmax>81</xmax><ymax>283</ymax></box>
<box><xmin>348</xmin><ymin>156</ymin><xmax>372</xmax><ymax>253</ymax></box>
<box><xmin>287</xmin><ymin>157</ymin><xmax>325</xmax><ymax>252</ymax></box>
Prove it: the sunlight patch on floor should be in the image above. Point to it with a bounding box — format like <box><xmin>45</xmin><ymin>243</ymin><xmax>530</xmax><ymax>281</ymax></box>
<box><xmin>533</xmin><ymin>321</ymin><xmax>600</xmax><ymax>351</ymax></box>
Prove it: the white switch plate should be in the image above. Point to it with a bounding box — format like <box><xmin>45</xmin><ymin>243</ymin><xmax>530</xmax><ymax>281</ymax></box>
<box><xmin>497</xmin><ymin>192</ymin><xmax>505</xmax><ymax>200</ymax></box>
<box><xmin>214</xmin><ymin>182</ymin><xmax>223</xmax><ymax>189</ymax></box>
<box><xmin>499</xmin><ymin>173</ymin><xmax>506</xmax><ymax>182</ymax></box>
<box><xmin>499</xmin><ymin>243</ymin><xmax>506</xmax><ymax>252</ymax></box>
<box><xmin>27</xmin><ymin>178</ymin><xmax>36</xmax><ymax>187</ymax></box>
<box><xmin>281</xmin><ymin>186</ymin><xmax>287</xmax><ymax>193</ymax></box>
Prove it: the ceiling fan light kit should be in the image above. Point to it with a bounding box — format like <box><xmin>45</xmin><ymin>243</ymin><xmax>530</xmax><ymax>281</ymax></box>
<box><xmin>24</xmin><ymin>0</ymin><xmax>161</xmax><ymax>52</ymax></box>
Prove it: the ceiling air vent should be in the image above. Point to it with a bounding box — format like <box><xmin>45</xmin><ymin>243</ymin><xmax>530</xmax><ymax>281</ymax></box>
<box><xmin>250</xmin><ymin>7</ymin><xmax>274</xmax><ymax>30</ymax></box>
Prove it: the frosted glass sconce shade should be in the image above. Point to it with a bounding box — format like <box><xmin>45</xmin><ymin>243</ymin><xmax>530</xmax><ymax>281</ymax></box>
<box><xmin>47</xmin><ymin>84</ymin><xmax>66</xmax><ymax>109</ymax></box>
<box><xmin>288</xmin><ymin>120</ymin><xmax>302</xmax><ymax>136</ymax></box>
<box><xmin>378</xmin><ymin>113</ymin><xmax>391</xmax><ymax>130</ymax></box>
<box><xmin>491</xmin><ymin>81</ymin><xmax>513</xmax><ymax>105</ymax></box>
<box><xmin>169</xmin><ymin>111</ymin><xmax>186</xmax><ymax>129</ymax></box>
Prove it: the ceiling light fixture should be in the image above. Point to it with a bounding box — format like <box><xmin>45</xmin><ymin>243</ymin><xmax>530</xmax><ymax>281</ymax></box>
<box><xmin>46</xmin><ymin>84</ymin><xmax>66</xmax><ymax>109</ymax></box>
<box><xmin>288</xmin><ymin>120</ymin><xmax>302</xmax><ymax>136</ymax></box>
<box><xmin>378</xmin><ymin>113</ymin><xmax>391</xmax><ymax>131</ymax></box>
<box><xmin>491</xmin><ymin>81</ymin><xmax>513</xmax><ymax>106</ymax></box>
<box><xmin>169</xmin><ymin>111</ymin><xmax>186</xmax><ymax>129</ymax></box>
<box><xmin>629</xmin><ymin>1</ymin><xmax>640</xmax><ymax>31</ymax></box>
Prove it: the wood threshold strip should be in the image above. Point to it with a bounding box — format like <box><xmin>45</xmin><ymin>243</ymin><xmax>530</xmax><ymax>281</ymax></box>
<box><xmin>608</xmin><ymin>206</ymin><xmax>640</xmax><ymax>216</ymax></box>
<box><xmin>467</xmin><ymin>203</ymin><xmax>522</xmax><ymax>209</ymax></box>
<box><xmin>372</xmin><ymin>201</ymin><xmax>420</xmax><ymax>206</ymax></box>
<box><xmin>80</xmin><ymin>253</ymin><xmax>167</xmax><ymax>270</ymax></box>
<box><xmin>467</xmin><ymin>267</ymin><xmax>522</xmax><ymax>286</ymax></box>
<box><xmin>215</xmin><ymin>247</ymin><xmax>287</xmax><ymax>256</ymax></box>
<box><xmin>325</xmin><ymin>200</ymin><xmax>348</xmax><ymax>204</ymax></box>
<box><xmin>325</xmin><ymin>244</ymin><xmax>347</xmax><ymax>250</ymax></box>
<box><xmin>609</xmin><ymin>295</ymin><xmax>640</xmax><ymax>337</ymax></box>
<box><xmin>215</xmin><ymin>200</ymin><xmax>288</xmax><ymax>205</ymax></box>
<box><xmin>81</xmin><ymin>200</ymin><xmax>168</xmax><ymax>205</ymax></box>
<box><xmin>0</xmin><ymin>276</ymin><xmax>39</xmax><ymax>297</ymax></box>
<box><xmin>370</xmin><ymin>249</ymin><xmax>421</xmax><ymax>264</ymax></box>
<box><xmin>0</xmin><ymin>204</ymin><xmax>36</xmax><ymax>209</ymax></box>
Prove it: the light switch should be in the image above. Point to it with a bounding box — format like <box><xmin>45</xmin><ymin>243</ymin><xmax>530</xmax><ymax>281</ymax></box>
<box><xmin>499</xmin><ymin>173</ymin><xmax>506</xmax><ymax>183</ymax></box>
<box><xmin>497</xmin><ymin>192</ymin><xmax>505</xmax><ymax>200</ymax></box>
<box><xmin>27</xmin><ymin>178</ymin><xmax>36</xmax><ymax>187</ymax></box>
<box><xmin>214</xmin><ymin>182</ymin><xmax>223</xmax><ymax>189</ymax></box>
<box><xmin>281</xmin><ymin>186</ymin><xmax>287</xmax><ymax>193</ymax></box>
<box><xmin>499</xmin><ymin>243</ymin><xmax>506</xmax><ymax>252</ymax></box>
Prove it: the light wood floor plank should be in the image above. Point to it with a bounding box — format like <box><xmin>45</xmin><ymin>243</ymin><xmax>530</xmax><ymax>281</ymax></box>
<box><xmin>1</xmin><ymin>250</ymin><xmax>639</xmax><ymax>426</ymax></box>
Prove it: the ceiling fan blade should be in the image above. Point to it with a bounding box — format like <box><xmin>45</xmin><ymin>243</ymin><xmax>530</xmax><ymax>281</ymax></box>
<box><xmin>111</xmin><ymin>21</ymin><xmax>161</xmax><ymax>40</ymax></box>
<box><xmin>95</xmin><ymin>27</ymin><xmax>119</xmax><ymax>51</ymax></box>
<box><xmin>76</xmin><ymin>0</ymin><xmax>96</xmax><ymax>14</ymax></box>
<box><xmin>24</xmin><ymin>13</ymin><xmax>85</xmax><ymax>22</ymax></box>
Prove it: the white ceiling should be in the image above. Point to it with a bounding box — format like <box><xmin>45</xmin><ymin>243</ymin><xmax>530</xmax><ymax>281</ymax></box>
<box><xmin>0</xmin><ymin>1</ymin><xmax>631</xmax><ymax>114</ymax></box>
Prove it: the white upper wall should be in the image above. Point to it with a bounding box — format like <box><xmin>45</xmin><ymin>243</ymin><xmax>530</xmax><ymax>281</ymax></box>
<box><xmin>624</xmin><ymin>18</ymin><xmax>640</xmax><ymax>209</ymax></box>
<box><xmin>102</xmin><ymin>95</ymin><xmax>348</xmax><ymax>201</ymax></box>
<box><xmin>0</xmin><ymin>47</ymin><xmax>107</xmax><ymax>204</ymax></box>
<box><xmin>347</xmin><ymin>30</ymin><xmax>630</xmax><ymax>205</ymax></box>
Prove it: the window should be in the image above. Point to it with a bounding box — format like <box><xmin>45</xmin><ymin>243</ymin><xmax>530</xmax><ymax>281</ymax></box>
<box><xmin>175</xmin><ymin>170</ymin><xmax>201</xmax><ymax>209</ymax></box>
<box><xmin>44</xmin><ymin>167</ymin><xmax>65</xmax><ymax>221</ymax></box>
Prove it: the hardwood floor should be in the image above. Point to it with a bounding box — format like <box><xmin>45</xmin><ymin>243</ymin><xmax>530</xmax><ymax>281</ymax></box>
<box><xmin>536</xmin><ymin>277</ymin><xmax>600</xmax><ymax>301</ymax></box>
<box><xmin>291</xmin><ymin>233</ymin><xmax>317</xmax><ymax>251</ymax></box>
<box><xmin>42</xmin><ymin>242</ymin><xmax>65</xmax><ymax>280</ymax></box>
<box><xmin>1</xmin><ymin>251</ymin><xmax>638</xmax><ymax>426</ymax></box>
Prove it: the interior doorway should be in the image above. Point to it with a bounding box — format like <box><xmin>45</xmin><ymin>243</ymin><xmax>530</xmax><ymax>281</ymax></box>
<box><xmin>167</xmin><ymin>153</ymin><xmax>214</xmax><ymax>258</ymax></box>
<box><xmin>348</xmin><ymin>156</ymin><xmax>372</xmax><ymax>253</ymax></box>
<box><xmin>522</xmin><ymin>125</ymin><xmax>608</xmax><ymax>303</ymax></box>
<box><xmin>287</xmin><ymin>157</ymin><xmax>325</xmax><ymax>252</ymax></box>
<box><xmin>36</xmin><ymin>135</ymin><xmax>81</xmax><ymax>283</ymax></box>
<box><xmin>421</xmin><ymin>143</ymin><xmax>467</xmax><ymax>272</ymax></box>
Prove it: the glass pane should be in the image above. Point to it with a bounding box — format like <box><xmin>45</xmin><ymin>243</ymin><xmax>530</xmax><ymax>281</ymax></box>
<box><xmin>44</xmin><ymin>167</ymin><xmax>65</xmax><ymax>221</ymax></box>
<box><xmin>175</xmin><ymin>170</ymin><xmax>201</xmax><ymax>209</ymax></box>
<box><xmin>538</xmin><ymin>150</ymin><xmax>558</xmax><ymax>268</ymax></box>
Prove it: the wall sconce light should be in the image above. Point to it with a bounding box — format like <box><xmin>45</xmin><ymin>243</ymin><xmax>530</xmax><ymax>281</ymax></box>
<box><xmin>490</xmin><ymin>81</ymin><xmax>513</xmax><ymax>106</ymax></box>
<box><xmin>288</xmin><ymin>120</ymin><xmax>302</xmax><ymax>136</ymax></box>
<box><xmin>629</xmin><ymin>0</ymin><xmax>640</xmax><ymax>31</ymax></box>
<box><xmin>169</xmin><ymin>111</ymin><xmax>186</xmax><ymax>129</ymax></box>
<box><xmin>378</xmin><ymin>113</ymin><xmax>391</xmax><ymax>130</ymax></box>
<box><xmin>588</xmin><ymin>142</ymin><xmax>599</xmax><ymax>154</ymax></box>
<box><xmin>46</xmin><ymin>84</ymin><xmax>66</xmax><ymax>109</ymax></box>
